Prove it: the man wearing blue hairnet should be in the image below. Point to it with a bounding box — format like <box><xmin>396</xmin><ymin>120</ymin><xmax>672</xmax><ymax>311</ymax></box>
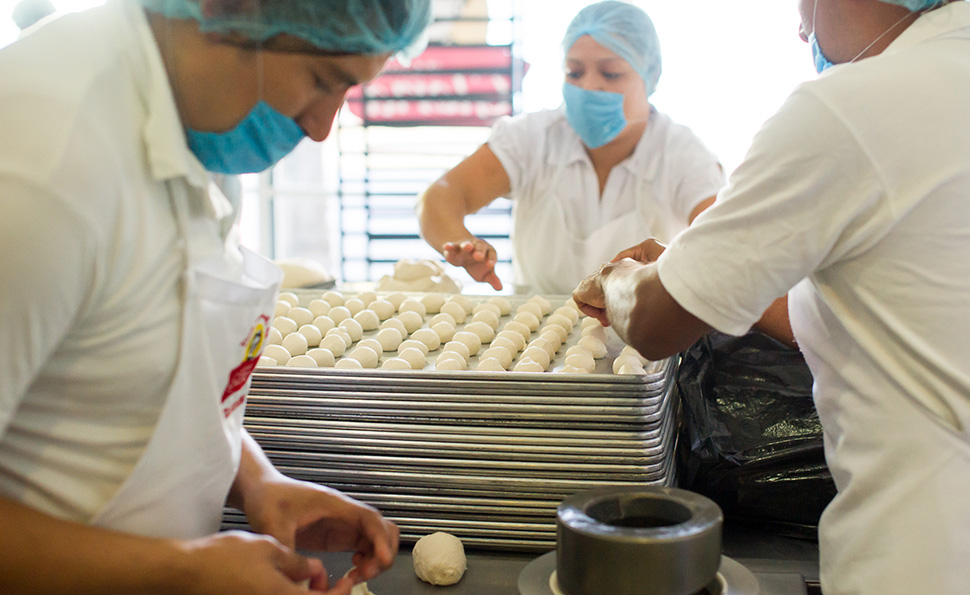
<box><xmin>0</xmin><ymin>0</ymin><xmax>430</xmax><ymax>593</ymax></box>
<box><xmin>417</xmin><ymin>1</ymin><xmax>724</xmax><ymax>294</ymax></box>
<box><xmin>575</xmin><ymin>0</ymin><xmax>970</xmax><ymax>592</ymax></box>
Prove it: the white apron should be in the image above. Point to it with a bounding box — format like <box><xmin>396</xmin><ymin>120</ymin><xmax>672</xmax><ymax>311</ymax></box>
<box><xmin>90</xmin><ymin>182</ymin><xmax>281</xmax><ymax>539</ymax></box>
<box><xmin>511</xmin><ymin>162</ymin><xmax>658</xmax><ymax>295</ymax></box>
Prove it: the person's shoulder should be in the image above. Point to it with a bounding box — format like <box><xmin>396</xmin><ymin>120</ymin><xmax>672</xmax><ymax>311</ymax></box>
<box><xmin>492</xmin><ymin>107</ymin><xmax>566</xmax><ymax>136</ymax></box>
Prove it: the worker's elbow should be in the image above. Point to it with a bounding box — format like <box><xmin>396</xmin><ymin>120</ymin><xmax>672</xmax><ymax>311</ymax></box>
<box><xmin>624</xmin><ymin>309</ymin><xmax>710</xmax><ymax>361</ymax></box>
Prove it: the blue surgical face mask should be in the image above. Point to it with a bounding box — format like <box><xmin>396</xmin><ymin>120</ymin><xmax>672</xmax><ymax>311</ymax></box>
<box><xmin>185</xmin><ymin>101</ymin><xmax>306</xmax><ymax>174</ymax></box>
<box><xmin>808</xmin><ymin>32</ymin><xmax>835</xmax><ymax>73</ymax></box>
<box><xmin>562</xmin><ymin>82</ymin><xmax>627</xmax><ymax>149</ymax></box>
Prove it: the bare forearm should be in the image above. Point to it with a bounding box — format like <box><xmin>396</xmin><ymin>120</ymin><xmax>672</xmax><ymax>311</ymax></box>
<box><xmin>753</xmin><ymin>296</ymin><xmax>796</xmax><ymax>348</ymax></box>
<box><xmin>226</xmin><ymin>429</ymin><xmax>283</xmax><ymax>514</ymax></box>
<box><xmin>415</xmin><ymin>181</ymin><xmax>476</xmax><ymax>253</ymax></box>
<box><xmin>0</xmin><ymin>497</ymin><xmax>189</xmax><ymax>594</ymax></box>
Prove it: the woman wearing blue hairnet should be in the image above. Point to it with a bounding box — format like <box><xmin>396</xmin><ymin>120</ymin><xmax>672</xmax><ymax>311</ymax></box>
<box><xmin>574</xmin><ymin>0</ymin><xmax>970</xmax><ymax>592</ymax></box>
<box><xmin>0</xmin><ymin>0</ymin><xmax>430</xmax><ymax>593</ymax></box>
<box><xmin>416</xmin><ymin>1</ymin><xmax>725</xmax><ymax>294</ymax></box>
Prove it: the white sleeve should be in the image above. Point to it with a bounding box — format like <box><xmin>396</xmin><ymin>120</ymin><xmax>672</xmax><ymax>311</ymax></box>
<box><xmin>666</xmin><ymin>127</ymin><xmax>725</xmax><ymax>221</ymax></box>
<box><xmin>658</xmin><ymin>86</ymin><xmax>890</xmax><ymax>335</ymax></box>
<box><xmin>0</xmin><ymin>178</ymin><xmax>94</xmax><ymax>436</ymax></box>
<box><xmin>486</xmin><ymin>112</ymin><xmax>549</xmax><ymax>200</ymax></box>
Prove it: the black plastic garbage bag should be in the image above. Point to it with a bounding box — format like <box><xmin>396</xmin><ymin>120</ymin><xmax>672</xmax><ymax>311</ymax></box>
<box><xmin>675</xmin><ymin>330</ymin><xmax>837</xmax><ymax>539</ymax></box>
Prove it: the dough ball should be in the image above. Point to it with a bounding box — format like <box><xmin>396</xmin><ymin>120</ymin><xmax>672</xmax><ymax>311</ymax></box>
<box><xmin>540</xmin><ymin>324</ymin><xmax>568</xmax><ymax>344</ymax></box>
<box><xmin>559</xmin><ymin>364</ymin><xmax>590</xmax><ymax>374</ymax></box>
<box><xmin>281</xmin><ymin>332</ymin><xmax>309</xmax><ymax>356</ymax></box>
<box><xmin>385</xmin><ymin>292</ymin><xmax>407</xmax><ymax>309</ymax></box>
<box><xmin>521</xmin><ymin>346</ymin><xmax>551</xmax><ymax>369</ymax></box>
<box><xmin>307</xmin><ymin>348</ymin><xmax>336</xmax><ymax>367</ymax></box>
<box><xmin>319</xmin><ymin>334</ymin><xmax>348</xmax><ymax>357</ymax></box>
<box><xmin>308</xmin><ymin>298</ymin><xmax>332</xmax><ymax>318</ymax></box>
<box><xmin>553</xmin><ymin>306</ymin><xmax>580</xmax><ymax>325</ymax></box>
<box><xmin>565</xmin><ymin>352</ymin><xmax>596</xmax><ymax>373</ymax></box>
<box><xmin>479</xmin><ymin>346</ymin><xmax>513</xmax><ymax>369</ymax></box>
<box><xmin>312</xmin><ymin>315</ymin><xmax>336</xmax><ymax>336</ymax></box>
<box><xmin>328</xmin><ymin>306</ymin><xmax>352</xmax><ymax>324</ymax></box>
<box><xmin>285</xmin><ymin>307</ymin><xmax>313</xmax><ymax>328</ymax></box>
<box><xmin>581</xmin><ymin>324</ymin><xmax>607</xmax><ymax>342</ymax></box>
<box><xmin>502</xmin><ymin>321</ymin><xmax>532</xmax><ymax>342</ymax></box>
<box><xmin>257</xmin><ymin>355</ymin><xmax>277</xmax><ymax>367</ymax></box>
<box><xmin>527</xmin><ymin>294</ymin><xmax>552</xmax><ymax>315</ymax></box>
<box><xmin>395</xmin><ymin>311</ymin><xmax>423</xmax><ymax>334</ymax></box>
<box><xmin>357</xmin><ymin>338</ymin><xmax>383</xmax><ymax>355</ymax></box>
<box><xmin>394</xmin><ymin>258</ymin><xmax>439</xmax><ymax>281</ymax></box>
<box><xmin>381</xmin><ymin>357</ymin><xmax>412</xmax><ymax>370</ymax></box>
<box><xmin>421</xmin><ymin>293</ymin><xmax>446</xmax><ymax>314</ymax></box>
<box><xmin>357</xmin><ymin>291</ymin><xmax>378</xmax><ymax>306</ymax></box>
<box><xmin>430</xmin><ymin>312</ymin><xmax>457</xmax><ymax>327</ymax></box>
<box><xmin>338</xmin><ymin>318</ymin><xmax>364</xmax><ymax>342</ymax></box>
<box><xmin>267</xmin><ymin>326</ymin><xmax>283</xmax><ymax>346</ymax></box>
<box><xmin>272</xmin><ymin>316</ymin><xmax>298</xmax><ymax>336</ymax></box>
<box><xmin>545</xmin><ymin>313</ymin><xmax>574</xmax><ymax>331</ymax></box>
<box><xmin>411</xmin><ymin>531</ymin><xmax>467</xmax><ymax>586</ymax></box>
<box><xmin>353</xmin><ymin>309</ymin><xmax>380</xmax><ymax>331</ymax></box>
<box><xmin>471</xmin><ymin>309</ymin><xmax>500</xmax><ymax>330</ymax></box>
<box><xmin>439</xmin><ymin>301</ymin><xmax>467</xmax><ymax>324</ymax></box>
<box><xmin>262</xmin><ymin>344</ymin><xmax>291</xmax><ymax>365</ymax></box>
<box><xmin>491</xmin><ymin>335</ymin><xmax>523</xmax><ymax>354</ymax></box>
<box><xmin>286</xmin><ymin>354</ymin><xmax>317</xmax><ymax>368</ymax></box>
<box><xmin>564</xmin><ymin>297</ymin><xmax>583</xmax><ymax>311</ymax></box>
<box><xmin>431</xmin><ymin>321</ymin><xmax>456</xmax><ymax>343</ymax></box>
<box><xmin>613</xmin><ymin>353</ymin><xmax>646</xmax><ymax>374</ymax></box>
<box><xmin>617</xmin><ymin>362</ymin><xmax>647</xmax><ymax>375</ymax></box>
<box><xmin>527</xmin><ymin>337</ymin><xmax>557</xmax><ymax>359</ymax></box>
<box><xmin>577</xmin><ymin>335</ymin><xmax>608</xmax><ymax>359</ymax></box>
<box><xmin>445</xmin><ymin>294</ymin><xmax>475</xmax><ymax>315</ymax></box>
<box><xmin>487</xmin><ymin>296</ymin><xmax>512</xmax><ymax>316</ymax></box>
<box><xmin>441</xmin><ymin>341</ymin><xmax>471</xmax><ymax>362</ymax></box>
<box><xmin>398</xmin><ymin>298</ymin><xmax>428</xmax><ymax>318</ymax></box>
<box><xmin>344</xmin><ymin>298</ymin><xmax>366</xmax><ymax>317</ymax></box>
<box><xmin>411</xmin><ymin>328</ymin><xmax>442</xmax><ymax>351</ymax></box>
<box><xmin>348</xmin><ymin>345</ymin><xmax>380</xmax><ymax>368</ymax></box>
<box><xmin>398</xmin><ymin>347</ymin><xmax>427</xmax><ymax>370</ymax></box>
<box><xmin>278</xmin><ymin>291</ymin><xmax>300</xmax><ymax>307</ymax></box>
<box><xmin>375</xmin><ymin>327</ymin><xmax>404</xmax><ymax>351</ymax></box>
<box><xmin>297</xmin><ymin>324</ymin><xmax>323</xmax><ymax>347</ymax></box>
<box><xmin>379</xmin><ymin>318</ymin><xmax>408</xmax><ymax>337</ymax></box>
<box><xmin>581</xmin><ymin>316</ymin><xmax>603</xmax><ymax>330</ymax></box>
<box><xmin>463</xmin><ymin>321</ymin><xmax>496</xmax><ymax>344</ymax></box>
<box><xmin>565</xmin><ymin>344</ymin><xmax>594</xmax><ymax>359</ymax></box>
<box><xmin>334</xmin><ymin>358</ymin><xmax>363</xmax><ymax>370</ymax></box>
<box><xmin>512</xmin><ymin>358</ymin><xmax>545</xmax><ymax>373</ymax></box>
<box><xmin>274</xmin><ymin>300</ymin><xmax>290</xmax><ymax>318</ymax></box>
<box><xmin>472</xmin><ymin>302</ymin><xmax>501</xmax><ymax>317</ymax></box>
<box><xmin>435</xmin><ymin>356</ymin><xmax>466</xmax><ymax>371</ymax></box>
<box><xmin>452</xmin><ymin>331</ymin><xmax>482</xmax><ymax>356</ymax></box>
<box><xmin>325</xmin><ymin>326</ymin><xmax>353</xmax><ymax>346</ymax></box>
<box><xmin>620</xmin><ymin>345</ymin><xmax>649</xmax><ymax>364</ymax></box>
<box><xmin>515</xmin><ymin>302</ymin><xmax>543</xmax><ymax>320</ymax></box>
<box><xmin>513</xmin><ymin>311</ymin><xmax>541</xmax><ymax>332</ymax></box>
<box><xmin>399</xmin><ymin>339</ymin><xmax>430</xmax><ymax>357</ymax></box>
<box><xmin>537</xmin><ymin>331</ymin><xmax>563</xmax><ymax>353</ymax></box>
<box><xmin>369</xmin><ymin>299</ymin><xmax>395</xmax><ymax>321</ymax></box>
<box><xmin>322</xmin><ymin>291</ymin><xmax>345</xmax><ymax>307</ymax></box>
<box><xmin>476</xmin><ymin>358</ymin><xmax>506</xmax><ymax>372</ymax></box>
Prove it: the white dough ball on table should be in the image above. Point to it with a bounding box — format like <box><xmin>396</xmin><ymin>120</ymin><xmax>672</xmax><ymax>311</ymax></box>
<box><xmin>319</xmin><ymin>335</ymin><xmax>348</xmax><ymax>358</ymax></box>
<box><xmin>527</xmin><ymin>337</ymin><xmax>557</xmax><ymax>359</ymax></box>
<box><xmin>267</xmin><ymin>326</ymin><xmax>283</xmax><ymax>346</ymax></box>
<box><xmin>581</xmin><ymin>324</ymin><xmax>608</xmax><ymax>342</ymax></box>
<box><xmin>297</xmin><ymin>324</ymin><xmax>323</xmax><ymax>347</ymax></box>
<box><xmin>411</xmin><ymin>531</ymin><xmax>467</xmax><ymax>586</ymax></box>
<box><xmin>435</xmin><ymin>355</ymin><xmax>466</xmax><ymax>370</ymax></box>
<box><xmin>399</xmin><ymin>339</ymin><xmax>430</xmax><ymax>356</ymax></box>
<box><xmin>545</xmin><ymin>313</ymin><xmax>574</xmax><ymax>331</ymax></box>
<box><xmin>348</xmin><ymin>345</ymin><xmax>380</xmax><ymax>368</ymax></box>
<box><xmin>420</xmin><ymin>293</ymin><xmax>446</xmax><ymax>314</ymax></box>
<box><xmin>565</xmin><ymin>352</ymin><xmax>596</xmax><ymax>373</ymax></box>
<box><xmin>256</xmin><ymin>355</ymin><xmax>277</xmax><ymax>367</ymax></box>
<box><xmin>398</xmin><ymin>298</ymin><xmax>428</xmax><ymax>318</ymax></box>
<box><xmin>430</xmin><ymin>312</ymin><xmax>457</xmax><ymax>327</ymax></box>
<box><xmin>502</xmin><ymin>321</ymin><xmax>532</xmax><ymax>342</ymax></box>
<box><xmin>274</xmin><ymin>300</ymin><xmax>290</xmax><ymax>318</ymax></box>
<box><xmin>357</xmin><ymin>291</ymin><xmax>378</xmax><ymax>306</ymax></box>
<box><xmin>540</xmin><ymin>324</ymin><xmax>568</xmax><ymax>344</ymax></box>
<box><xmin>439</xmin><ymin>301</ymin><xmax>467</xmax><ymax>324</ymax></box>
<box><xmin>281</xmin><ymin>332</ymin><xmax>309</xmax><ymax>356</ymax></box>
<box><xmin>442</xmin><ymin>340</ymin><xmax>471</xmax><ymax>362</ymax></box>
<box><xmin>578</xmin><ymin>335</ymin><xmax>608</xmax><ymax>359</ymax></box>
<box><xmin>312</xmin><ymin>315</ymin><xmax>336</xmax><ymax>336</ymax></box>
<box><xmin>559</xmin><ymin>364</ymin><xmax>590</xmax><ymax>374</ymax></box>
<box><xmin>581</xmin><ymin>316</ymin><xmax>603</xmax><ymax>330</ymax></box>
<box><xmin>394</xmin><ymin>258</ymin><xmax>439</xmax><ymax>281</ymax></box>
<box><xmin>278</xmin><ymin>291</ymin><xmax>300</xmax><ymax>307</ymax></box>
<box><xmin>515</xmin><ymin>301</ymin><xmax>543</xmax><ymax>320</ymax></box>
<box><xmin>537</xmin><ymin>331</ymin><xmax>564</xmax><ymax>352</ymax></box>
<box><xmin>397</xmin><ymin>311</ymin><xmax>425</xmax><ymax>334</ymax></box>
<box><xmin>385</xmin><ymin>292</ymin><xmax>407</xmax><ymax>309</ymax></box>
<box><xmin>491</xmin><ymin>335</ymin><xmax>522</xmax><ymax>354</ymax></box>
<box><xmin>527</xmin><ymin>294</ymin><xmax>552</xmax><ymax>315</ymax></box>
<box><xmin>410</xmin><ymin>328</ymin><xmax>442</xmax><ymax>351</ymax></box>
<box><xmin>553</xmin><ymin>306</ymin><xmax>580</xmax><ymax>325</ymax></box>
<box><xmin>286</xmin><ymin>354</ymin><xmax>317</xmax><ymax>368</ymax></box>
<box><xmin>379</xmin><ymin>317</ymin><xmax>408</xmax><ymax>337</ymax></box>
<box><xmin>375</xmin><ymin>327</ymin><xmax>404</xmax><ymax>352</ymax></box>
<box><xmin>272</xmin><ymin>316</ymin><xmax>298</xmax><ymax>336</ymax></box>
<box><xmin>487</xmin><ymin>296</ymin><xmax>512</xmax><ymax>316</ymax></box>
<box><xmin>463</xmin><ymin>321</ymin><xmax>496</xmax><ymax>343</ymax></box>
<box><xmin>308</xmin><ymin>298</ymin><xmax>331</xmax><ymax>318</ymax></box>
<box><xmin>369</xmin><ymin>299</ymin><xmax>395</xmax><ymax>321</ymax></box>
<box><xmin>431</xmin><ymin>321</ymin><xmax>456</xmax><ymax>343</ymax></box>
<box><xmin>621</xmin><ymin>344</ymin><xmax>650</xmax><ymax>364</ymax></box>
<box><xmin>565</xmin><ymin>344</ymin><xmax>593</xmax><ymax>359</ymax></box>
<box><xmin>381</xmin><ymin>357</ymin><xmax>411</xmax><ymax>370</ymax></box>
<box><xmin>445</xmin><ymin>294</ymin><xmax>475</xmax><ymax>315</ymax></box>
<box><xmin>307</xmin><ymin>348</ymin><xmax>336</xmax><ymax>367</ymax></box>
<box><xmin>613</xmin><ymin>354</ymin><xmax>646</xmax><ymax>374</ymax></box>
<box><xmin>353</xmin><ymin>309</ymin><xmax>380</xmax><ymax>331</ymax></box>
<box><xmin>513</xmin><ymin>311</ymin><xmax>541</xmax><ymax>332</ymax></box>
<box><xmin>398</xmin><ymin>347</ymin><xmax>427</xmax><ymax>370</ymax></box>
<box><xmin>512</xmin><ymin>358</ymin><xmax>546</xmax><ymax>373</ymax></box>
<box><xmin>287</xmin><ymin>306</ymin><xmax>314</xmax><ymax>327</ymax></box>
<box><xmin>480</xmin><ymin>346</ymin><xmax>513</xmax><ymax>369</ymax></box>
<box><xmin>452</xmin><ymin>331</ymin><xmax>482</xmax><ymax>356</ymax></box>
<box><xmin>334</xmin><ymin>358</ymin><xmax>363</xmax><ymax>370</ymax></box>
<box><xmin>471</xmin><ymin>309</ymin><xmax>500</xmax><ymax>330</ymax></box>
<box><xmin>322</xmin><ymin>330</ymin><xmax>351</xmax><ymax>353</ymax></box>
<box><xmin>344</xmin><ymin>298</ymin><xmax>366</xmax><ymax>316</ymax></box>
<box><xmin>521</xmin><ymin>345</ymin><xmax>551</xmax><ymax>369</ymax></box>
<box><xmin>618</xmin><ymin>363</ymin><xmax>647</xmax><ymax>375</ymax></box>
<box><xmin>472</xmin><ymin>302</ymin><xmax>501</xmax><ymax>317</ymax></box>
<box><xmin>338</xmin><ymin>318</ymin><xmax>364</xmax><ymax>342</ymax></box>
<box><xmin>476</xmin><ymin>357</ymin><xmax>506</xmax><ymax>372</ymax></box>
<box><xmin>328</xmin><ymin>306</ymin><xmax>352</xmax><ymax>324</ymax></box>
<box><xmin>357</xmin><ymin>338</ymin><xmax>383</xmax><ymax>355</ymax></box>
<box><xmin>322</xmin><ymin>291</ymin><xmax>345</xmax><ymax>307</ymax></box>
<box><xmin>262</xmin><ymin>344</ymin><xmax>292</xmax><ymax>365</ymax></box>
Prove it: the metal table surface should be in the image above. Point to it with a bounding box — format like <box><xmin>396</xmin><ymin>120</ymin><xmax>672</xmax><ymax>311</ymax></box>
<box><xmin>308</xmin><ymin>525</ymin><xmax>820</xmax><ymax>594</ymax></box>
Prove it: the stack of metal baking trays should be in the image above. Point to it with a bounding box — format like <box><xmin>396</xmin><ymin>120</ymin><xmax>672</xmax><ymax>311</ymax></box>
<box><xmin>221</xmin><ymin>291</ymin><xmax>680</xmax><ymax>553</ymax></box>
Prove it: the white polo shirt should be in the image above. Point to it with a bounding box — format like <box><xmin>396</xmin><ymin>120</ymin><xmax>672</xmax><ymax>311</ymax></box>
<box><xmin>0</xmin><ymin>0</ymin><xmax>212</xmax><ymax>521</ymax></box>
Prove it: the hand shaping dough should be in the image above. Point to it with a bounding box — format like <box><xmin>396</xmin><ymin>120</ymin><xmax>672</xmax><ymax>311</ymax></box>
<box><xmin>412</xmin><ymin>532</ymin><xmax>467</xmax><ymax>586</ymax></box>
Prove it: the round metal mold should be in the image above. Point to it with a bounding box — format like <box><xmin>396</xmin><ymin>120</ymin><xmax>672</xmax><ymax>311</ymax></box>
<box><xmin>552</xmin><ymin>486</ymin><xmax>725</xmax><ymax>595</ymax></box>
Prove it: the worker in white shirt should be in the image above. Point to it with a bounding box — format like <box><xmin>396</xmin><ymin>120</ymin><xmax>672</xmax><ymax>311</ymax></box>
<box><xmin>416</xmin><ymin>1</ymin><xmax>725</xmax><ymax>294</ymax></box>
<box><xmin>574</xmin><ymin>0</ymin><xmax>970</xmax><ymax>592</ymax></box>
<box><xmin>0</xmin><ymin>0</ymin><xmax>430</xmax><ymax>593</ymax></box>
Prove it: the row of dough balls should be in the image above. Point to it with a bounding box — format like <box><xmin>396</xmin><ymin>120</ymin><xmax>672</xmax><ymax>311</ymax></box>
<box><xmin>259</xmin><ymin>290</ymin><xmax>650</xmax><ymax>375</ymax></box>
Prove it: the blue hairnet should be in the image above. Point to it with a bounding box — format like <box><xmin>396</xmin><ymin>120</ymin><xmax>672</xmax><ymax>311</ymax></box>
<box><xmin>877</xmin><ymin>0</ymin><xmax>945</xmax><ymax>10</ymax></box>
<box><xmin>561</xmin><ymin>1</ymin><xmax>662</xmax><ymax>96</ymax></box>
<box><xmin>139</xmin><ymin>0</ymin><xmax>432</xmax><ymax>58</ymax></box>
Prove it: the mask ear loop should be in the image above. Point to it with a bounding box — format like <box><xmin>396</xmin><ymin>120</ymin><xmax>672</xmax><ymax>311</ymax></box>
<box><xmin>848</xmin><ymin>7</ymin><xmax>920</xmax><ymax>64</ymax></box>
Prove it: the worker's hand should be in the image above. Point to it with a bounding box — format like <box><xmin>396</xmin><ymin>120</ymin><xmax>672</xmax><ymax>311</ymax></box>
<box><xmin>177</xmin><ymin>530</ymin><xmax>343</xmax><ymax>595</ymax></box>
<box><xmin>241</xmin><ymin>475</ymin><xmax>399</xmax><ymax>586</ymax></box>
<box><xmin>572</xmin><ymin>258</ymin><xmax>643</xmax><ymax>326</ymax></box>
<box><xmin>442</xmin><ymin>237</ymin><xmax>503</xmax><ymax>291</ymax></box>
<box><xmin>611</xmin><ymin>238</ymin><xmax>666</xmax><ymax>264</ymax></box>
